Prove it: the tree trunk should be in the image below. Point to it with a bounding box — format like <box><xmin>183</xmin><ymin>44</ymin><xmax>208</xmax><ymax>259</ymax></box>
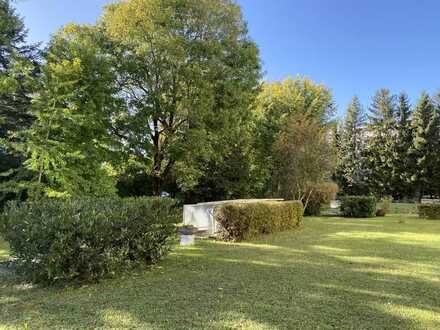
<box><xmin>151</xmin><ymin>118</ymin><xmax>162</xmax><ymax>196</ymax></box>
<box><xmin>152</xmin><ymin>174</ymin><xmax>161</xmax><ymax>196</ymax></box>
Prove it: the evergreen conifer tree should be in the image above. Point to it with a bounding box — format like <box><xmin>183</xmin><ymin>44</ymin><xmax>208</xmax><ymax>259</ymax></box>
<box><xmin>392</xmin><ymin>92</ymin><xmax>413</xmax><ymax>199</ymax></box>
<box><xmin>365</xmin><ymin>89</ymin><xmax>396</xmax><ymax>196</ymax></box>
<box><xmin>337</xmin><ymin>96</ymin><xmax>368</xmax><ymax>195</ymax></box>
<box><xmin>410</xmin><ymin>92</ymin><xmax>439</xmax><ymax>200</ymax></box>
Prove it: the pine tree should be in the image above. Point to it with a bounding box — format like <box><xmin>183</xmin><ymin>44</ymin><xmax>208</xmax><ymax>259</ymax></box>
<box><xmin>392</xmin><ymin>92</ymin><xmax>414</xmax><ymax>199</ymax></box>
<box><xmin>431</xmin><ymin>92</ymin><xmax>440</xmax><ymax>197</ymax></box>
<box><xmin>365</xmin><ymin>89</ymin><xmax>396</xmax><ymax>196</ymax></box>
<box><xmin>336</xmin><ymin>96</ymin><xmax>368</xmax><ymax>195</ymax></box>
<box><xmin>409</xmin><ymin>92</ymin><xmax>439</xmax><ymax>200</ymax></box>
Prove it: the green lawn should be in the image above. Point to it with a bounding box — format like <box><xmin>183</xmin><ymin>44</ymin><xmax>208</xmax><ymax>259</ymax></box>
<box><xmin>390</xmin><ymin>203</ymin><xmax>418</xmax><ymax>215</ymax></box>
<box><xmin>0</xmin><ymin>238</ymin><xmax>9</xmax><ymax>262</ymax></box>
<box><xmin>1</xmin><ymin>215</ymin><xmax>440</xmax><ymax>329</ymax></box>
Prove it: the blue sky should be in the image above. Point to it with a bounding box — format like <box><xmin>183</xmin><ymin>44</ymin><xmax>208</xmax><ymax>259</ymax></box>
<box><xmin>13</xmin><ymin>0</ymin><xmax>440</xmax><ymax>116</ymax></box>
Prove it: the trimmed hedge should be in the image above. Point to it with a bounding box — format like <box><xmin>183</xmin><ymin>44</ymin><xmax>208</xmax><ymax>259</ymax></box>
<box><xmin>418</xmin><ymin>204</ymin><xmax>440</xmax><ymax>219</ymax></box>
<box><xmin>0</xmin><ymin>197</ymin><xmax>180</xmax><ymax>283</ymax></box>
<box><xmin>215</xmin><ymin>201</ymin><xmax>303</xmax><ymax>241</ymax></box>
<box><xmin>340</xmin><ymin>196</ymin><xmax>376</xmax><ymax>218</ymax></box>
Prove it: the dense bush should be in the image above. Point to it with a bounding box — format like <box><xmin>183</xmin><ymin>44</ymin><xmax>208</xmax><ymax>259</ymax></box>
<box><xmin>215</xmin><ymin>201</ymin><xmax>303</xmax><ymax>241</ymax></box>
<box><xmin>304</xmin><ymin>182</ymin><xmax>339</xmax><ymax>216</ymax></box>
<box><xmin>417</xmin><ymin>204</ymin><xmax>440</xmax><ymax>219</ymax></box>
<box><xmin>0</xmin><ymin>197</ymin><xmax>180</xmax><ymax>283</ymax></box>
<box><xmin>340</xmin><ymin>196</ymin><xmax>377</xmax><ymax>218</ymax></box>
<box><xmin>376</xmin><ymin>196</ymin><xmax>392</xmax><ymax>216</ymax></box>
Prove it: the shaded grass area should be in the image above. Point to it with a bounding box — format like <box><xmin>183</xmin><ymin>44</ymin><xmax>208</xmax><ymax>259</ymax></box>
<box><xmin>1</xmin><ymin>215</ymin><xmax>440</xmax><ymax>329</ymax></box>
<box><xmin>0</xmin><ymin>238</ymin><xmax>9</xmax><ymax>262</ymax></box>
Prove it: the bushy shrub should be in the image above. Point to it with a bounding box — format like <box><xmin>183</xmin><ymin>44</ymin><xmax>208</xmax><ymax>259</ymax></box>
<box><xmin>215</xmin><ymin>201</ymin><xmax>303</xmax><ymax>241</ymax></box>
<box><xmin>376</xmin><ymin>196</ymin><xmax>392</xmax><ymax>216</ymax></box>
<box><xmin>417</xmin><ymin>204</ymin><xmax>440</xmax><ymax>219</ymax></box>
<box><xmin>304</xmin><ymin>182</ymin><xmax>339</xmax><ymax>216</ymax></box>
<box><xmin>375</xmin><ymin>209</ymin><xmax>386</xmax><ymax>217</ymax></box>
<box><xmin>340</xmin><ymin>196</ymin><xmax>376</xmax><ymax>218</ymax></box>
<box><xmin>0</xmin><ymin>197</ymin><xmax>180</xmax><ymax>283</ymax></box>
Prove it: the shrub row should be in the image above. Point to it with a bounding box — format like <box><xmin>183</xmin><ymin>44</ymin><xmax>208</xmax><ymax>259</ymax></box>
<box><xmin>0</xmin><ymin>197</ymin><xmax>180</xmax><ymax>283</ymax></box>
<box><xmin>340</xmin><ymin>196</ymin><xmax>377</xmax><ymax>218</ymax></box>
<box><xmin>215</xmin><ymin>201</ymin><xmax>303</xmax><ymax>241</ymax></box>
<box><xmin>418</xmin><ymin>203</ymin><xmax>440</xmax><ymax>219</ymax></box>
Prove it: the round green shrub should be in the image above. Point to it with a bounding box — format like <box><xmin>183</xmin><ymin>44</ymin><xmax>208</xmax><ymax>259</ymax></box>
<box><xmin>340</xmin><ymin>196</ymin><xmax>377</xmax><ymax>218</ymax></box>
<box><xmin>0</xmin><ymin>197</ymin><xmax>180</xmax><ymax>284</ymax></box>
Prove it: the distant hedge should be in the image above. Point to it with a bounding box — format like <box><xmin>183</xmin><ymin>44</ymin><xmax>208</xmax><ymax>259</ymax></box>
<box><xmin>0</xmin><ymin>197</ymin><xmax>180</xmax><ymax>284</ymax></box>
<box><xmin>418</xmin><ymin>204</ymin><xmax>440</xmax><ymax>219</ymax></box>
<box><xmin>340</xmin><ymin>196</ymin><xmax>376</xmax><ymax>218</ymax></box>
<box><xmin>215</xmin><ymin>201</ymin><xmax>303</xmax><ymax>241</ymax></box>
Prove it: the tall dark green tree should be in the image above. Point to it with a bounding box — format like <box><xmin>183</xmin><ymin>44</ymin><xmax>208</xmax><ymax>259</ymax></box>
<box><xmin>410</xmin><ymin>92</ymin><xmax>440</xmax><ymax>200</ymax></box>
<box><xmin>431</xmin><ymin>92</ymin><xmax>440</xmax><ymax>196</ymax></box>
<box><xmin>336</xmin><ymin>96</ymin><xmax>368</xmax><ymax>195</ymax></box>
<box><xmin>365</xmin><ymin>89</ymin><xmax>396</xmax><ymax>196</ymax></box>
<box><xmin>392</xmin><ymin>92</ymin><xmax>414</xmax><ymax>199</ymax></box>
<box><xmin>0</xmin><ymin>0</ymin><xmax>39</xmax><ymax>206</ymax></box>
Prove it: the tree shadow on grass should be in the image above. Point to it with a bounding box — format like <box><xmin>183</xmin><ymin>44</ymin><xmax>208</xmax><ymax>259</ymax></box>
<box><xmin>1</xmin><ymin>217</ymin><xmax>440</xmax><ymax>329</ymax></box>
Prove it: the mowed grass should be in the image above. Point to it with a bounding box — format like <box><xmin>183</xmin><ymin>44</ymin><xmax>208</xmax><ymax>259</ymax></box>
<box><xmin>1</xmin><ymin>215</ymin><xmax>440</xmax><ymax>329</ymax></box>
<box><xmin>390</xmin><ymin>203</ymin><xmax>418</xmax><ymax>215</ymax></box>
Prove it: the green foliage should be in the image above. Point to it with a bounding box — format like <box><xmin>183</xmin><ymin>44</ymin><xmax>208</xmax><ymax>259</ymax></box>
<box><xmin>417</xmin><ymin>203</ymin><xmax>440</xmax><ymax>220</ymax></box>
<box><xmin>254</xmin><ymin>77</ymin><xmax>335</xmax><ymax>194</ymax></box>
<box><xmin>215</xmin><ymin>201</ymin><xmax>303</xmax><ymax>241</ymax></box>
<box><xmin>364</xmin><ymin>89</ymin><xmax>396</xmax><ymax>196</ymax></box>
<box><xmin>4</xmin><ymin>24</ymin><xmax>123</xmax><ymax>198</ymax></box>
<box><xmin>273</xmin><ymin>113</ymin><xmax>335</xmax><ymax>208</ymax></box>
<box><xmin>340</xmin><ymin>195</ymin><xmax>377</xmax><ymax>218</ymax></box>
<box><xmin>0</xmin><ymin>0</ymin><xmax>39</xmax><ymax>207</ymax></box>
<box><xmin>304</xmin><ymin>182</ymin><xmax>339</xmax><ymax>216</ymax></box>
<box><xmin>0</xmin><ymin>197</ymin><xmax>180</xmax><ymax>283</ymax></box>
<box><xmin>335</xmin><ymin>96</ymin><xmax>369</xmax><ymax>195</ymax></box>
<box><xmin>101</xmin><ymin>0</ymin><xmax>261</xmax><ymax>196</ymax></box>
<box><xmin>410</xmin><ymin>92</ymin><xmax>440</xmax><ymax>199</ymax></box>
<box><xmin>392</xmin><ymin>93</ymin><xmax>414</xmax><ymax>199</ymax></box>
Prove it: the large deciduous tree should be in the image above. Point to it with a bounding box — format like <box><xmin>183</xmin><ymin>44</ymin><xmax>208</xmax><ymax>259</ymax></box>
<box><xmin>101</xmin><ymin>0</ymin><xmax>261</xmax><ymax>196</ymax></box>
<box><xmin>5</xmin><ymin>25</ymin><xmax>122</xmax><ymax>198</ymax></box>
<box><xmin>254</xmin><ymin>77</ymin><xmax>335</xmax><ymax>195</ymax></box>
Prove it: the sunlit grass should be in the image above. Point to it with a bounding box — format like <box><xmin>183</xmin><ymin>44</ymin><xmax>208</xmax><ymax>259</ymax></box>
<box><xmin>1</xmin><ymin>215</ymin><xmax>440</xmax><ymax>329</ymax></box>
